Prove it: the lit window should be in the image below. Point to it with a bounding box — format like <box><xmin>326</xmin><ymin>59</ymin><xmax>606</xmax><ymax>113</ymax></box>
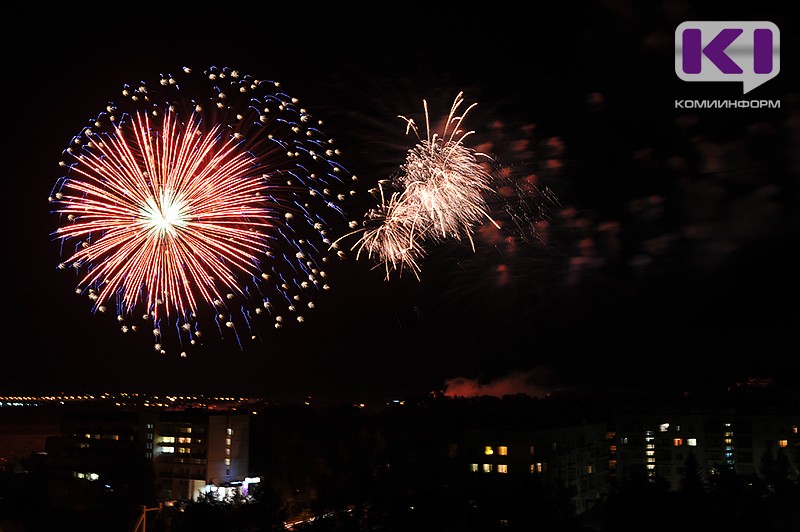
<box><xmin>226</xmin><ymin>428</ymin><xmax>232</xmax><ymax>436</ymax></box>
<box><xmin>779</xmin><ymin>439</ymin><xmax>788</xmax><ymax>448</ymax></box>
<box><xmin>484</xmin><ymin>446</ymin><xmax>494</xmax><ymax>455</ymax></box>
<box><xmin>530</xmin><ymin>462</ymin><xmax>546</xmax><ymax>473</ymax></box>
<box><xmin>88</xmin><ymin>473</ymin><xmax>99</xmax><ymax>481</ymax></box>
<box><xmin>529</xmin><ymin>445</ymin><xmax>535</xmax><ymax>455</ymax></box>
<box><xmin>609</xmin><ymin>445</ymin><xmax>617</xmax><ymax>452</ymax></box>
<box><xmin>659</xmin><ymin>423</ymin><xmax>669</xmax><ymax>432</ymax></box>
<box><xmin>498</xmin><ymin>446</ymin><xmax>508</xmax><ymax>456</ymax></box>
<box><xmin>608</xmin><ymin>459</ymin><xmax>617</xmax><ymax>470</ymax></box>
<box><xmin>620</xmin><ymin>437</ymin><xmax>628</xmax><ymax>444</ymax></box>
<box><xmin>161</xmin><ymin>446</ymin><xmax>175</xmax><ymax>454</ymax></box>
<box><xmin>793</xmin><ymin>426</ymin><xmax>798</xmax><ymax>434</ymax></box>
<box><xmin>161</xmin><ymin>436</ymin><xmax>175</xmax><ymax>443</ymax></box>
<box><xmin>470</xmin><ymin>463</ymin><xmax>479</xmax><ymax>473</ymax></box>
<box><xmin>673</xmin><ymin>438</ymin><xmax>683</xmax><ymax>446</ymax></box>
<box><xmin>226</xmin><ymin>438</ymin><xmax>232</xmax><ymax>446</ymax></box>
<box><xmin>646</xmin><ymin>464</ymin><xmax>655</xmax><ymax>470</ymax></box>
<box><xmin>606</xmin><ymin>432</ymin><xmax>616</xmax><ymax>440</ymax></box>
<box><xmin>225</xmin><ymin>458</ymin><xmax>231</xmax><ymax>466</ymax></box>
<box><xmin>498</xmin><ymin>464</ymin><xmax>508</xmax><ymax>474</ymax></box>
<box><xmin>482</xmin><ymin>464</ymin><xmax>492</xmax><ymax>473</ymax></box>
<box><xmin>675</xmin><ymin>425</ymin><xmax>681</xmax><ymax>432</ymax></box>
<box><xmin>178</xmin><ymin>447</ymin><xmax>189</xmax><ymax>454</ymax></box>
<box><xmin>687</xmin><ymin>438</ymin><xmax>697</xmax><ymax>446</ymax></box>
<box><xmin>586</xmin><ymin>465</ymin><xmax>593</xmax><ymax>474</ymax></box>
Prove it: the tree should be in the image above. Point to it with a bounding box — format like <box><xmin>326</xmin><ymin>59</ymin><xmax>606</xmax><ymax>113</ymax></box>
<box><xmin>678</xmin><ymin>451</ymin><xmax>706</xmax><ymax>498</ymax></box>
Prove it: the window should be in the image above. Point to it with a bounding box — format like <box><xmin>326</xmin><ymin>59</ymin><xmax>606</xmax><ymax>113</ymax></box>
<box><xmin>482</xmin><ymin>464</ymin><xmax>492</xmax><ymax>473</ymax></box>
<box><xmin>620</xmin><ymin>437</ymin><xmax>628</xmax><ymax>444</ymax></box>
<box><xmin>659</xmin><ymin>423</ymin><xmax>670</xmax><ymax>432</ymax></box>
<box><xmin>529</xmin><ymin>445</ymin><xmax>535</xmax><ymax>455</ymax></box>
<box><xmin>673</xmin><ymin>438</ymin><xmax>683</xmax><ymax>446</ymax></box>
<box><xmin>469</xmin><ymin>463</ymin><xmax>479</xmax><ymax>473</ymax></box>
<box><xmin>498</xmin><ymin>446</ymin><xmax>508</xmax><ymax>456</ymax></box>
<box><xmin>530</xmin><ymin>462</ymin><xmax>546</xmax><ymax>473</ymax></box>
<box><xmin>224</xmin><ymin>458</ymin><xmax>231</xmax><ymax>466</ymax></box>
<box><xmin>779</xmin><ymin>439</ymin><xmax>788</xmax><ymax>448</ymax></box>
<box><xmin>687</xmin><ymin>438</ymin><xmax>697</xmax><ymax>446</ymax></box>
<box><xmin>498</xmin><ymin>464</ymin><xmax>508</xmax><ymax>474</ymax></box>
<box><xmin>586</xmin><ymin>465</ymin><xmax>593</xmax><ymax>474</ymax></box>
<box><xmin>484</xmin><ymin>446</ymin><xmax>494</xmax><ymax>455</ymax></box>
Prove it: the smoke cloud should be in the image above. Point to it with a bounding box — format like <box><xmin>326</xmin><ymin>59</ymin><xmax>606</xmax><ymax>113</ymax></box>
<box><xmin>442</xmin><ymin>368</ymin><xmax>555</xmax><ymax>398</ymax></box>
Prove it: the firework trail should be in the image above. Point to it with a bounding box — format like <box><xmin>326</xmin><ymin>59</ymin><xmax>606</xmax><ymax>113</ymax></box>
<box><xmin>49</xmin><ymin>66</ymin><xmax>359</xmax><ymax>355</ymax></box>
<box><xmin>340</xmin><ymin>92</ymin><xmax>501</xmax><ymax>280</ymax></box>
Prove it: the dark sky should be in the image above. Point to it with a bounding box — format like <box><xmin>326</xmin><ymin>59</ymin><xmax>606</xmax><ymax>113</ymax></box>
<box><xmin>3</xmin><ymin>2</ymin><xmax>798</xmax><ymax>402</ymax></box>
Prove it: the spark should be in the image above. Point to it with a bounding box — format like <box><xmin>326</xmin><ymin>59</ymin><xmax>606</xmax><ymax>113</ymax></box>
<box><xmin>340</xmin><ymin>92</ymin><xmax>499</xmax><ymax>280</ymax></box>
<box><xmin>49</xmin><ymin>66</ymin><xmax>357</xmax><ymax>353</ymax></box>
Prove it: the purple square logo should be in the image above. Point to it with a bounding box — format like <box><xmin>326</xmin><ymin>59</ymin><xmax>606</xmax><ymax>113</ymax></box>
<box><xmin>675</xmin><ymin>21</ymin><xmax>780</xmax><ymax>94</ymax></box>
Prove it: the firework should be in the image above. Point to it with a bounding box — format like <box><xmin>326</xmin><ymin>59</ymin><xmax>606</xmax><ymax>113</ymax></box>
<box><xmin>49</xmin><ymin>66</ymin><xmax>358</xmax><ymax>355</ymax></box>
<box><xmin>342</xmin><ymin>92</ymin><xmax>499</xmax><ymax>280</ymax></box>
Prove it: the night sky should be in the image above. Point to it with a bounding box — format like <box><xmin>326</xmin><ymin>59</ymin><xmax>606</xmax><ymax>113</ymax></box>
<box><xmin>3</xmin><ymin>2</ymin><xmax>798</xmax><ymax>402</ymax></box>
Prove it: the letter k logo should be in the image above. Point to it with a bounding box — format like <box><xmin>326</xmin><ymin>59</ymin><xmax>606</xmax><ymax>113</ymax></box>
<box><xmin>675</xmin><ymin>21</ymin><xmax>780</xmax><ymax>94</ymax></box>
<box><xmin>682</xmin><ymin>28</ymin><xmax>743</xmax><ymax>74</ymax></box>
